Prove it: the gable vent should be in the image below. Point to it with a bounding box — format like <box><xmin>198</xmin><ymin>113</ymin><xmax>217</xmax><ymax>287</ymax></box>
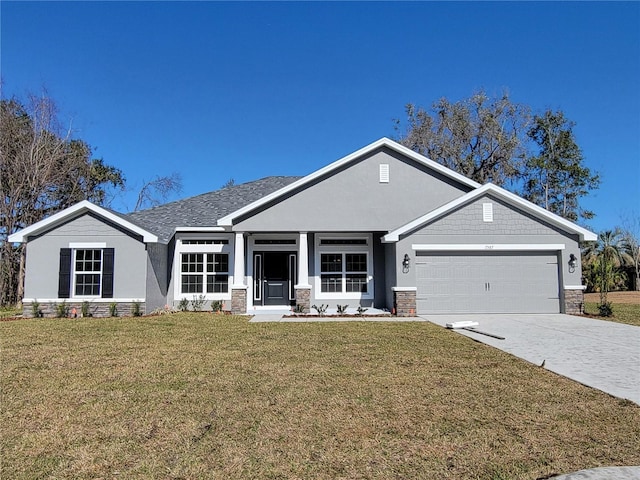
<box><xmin>379</xmin><ymin>164</ymin><xmax>389</xmax><ymax>183</ymax></box>
<box><xmin>483</xmin><ymin>203</ymin><xmax>494</xmax><ymax>222</ymax></box>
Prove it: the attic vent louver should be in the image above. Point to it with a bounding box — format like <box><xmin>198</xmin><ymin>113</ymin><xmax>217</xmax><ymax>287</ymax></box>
<box><xmin>379</xmin><ymin>164</ymin><xmax>389</xmax><ymax>183</ymax></box>
<box><xmin>483</xmin><ymin>203</ymin><xmax>494</xmax><ymax>222</ymax></box>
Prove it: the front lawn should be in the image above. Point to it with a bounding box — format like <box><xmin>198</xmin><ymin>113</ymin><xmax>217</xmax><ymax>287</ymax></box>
<box><xmin>584</xmin><ymin>292</ymin><xmax>640</xmax><ymax>327</ymax></box>
<box><xmin>1</xmin><ymin>314</ymin><xmax>639</xmax><ymax>479</ymax></box>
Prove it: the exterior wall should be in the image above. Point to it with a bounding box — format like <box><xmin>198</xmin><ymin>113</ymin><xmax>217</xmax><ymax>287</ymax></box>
<box><xmin>23</xmin><ymin>213</ymin><xmax>147</xmax><ymax>302</ymax></box>
<box><xmin>394</xmin><ymin>195</ymin><xmax>583</xmax><ymax>292</ymax></box>
<box><xmin>234</xmin><ymin>147</ymin><xmax>471</xmax><ymax>232</ymax></box>
<box><xmin>146</xmin><ymin>242</ymin><xmax>169</xmax><ymax>312</ymax></box>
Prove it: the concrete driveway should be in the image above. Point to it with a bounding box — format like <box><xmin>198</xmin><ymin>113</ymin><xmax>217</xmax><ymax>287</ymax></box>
<box><xmin>422</xmin><ymin>314</ymin><xmax>640</xmax><ymax>405</ymax></box>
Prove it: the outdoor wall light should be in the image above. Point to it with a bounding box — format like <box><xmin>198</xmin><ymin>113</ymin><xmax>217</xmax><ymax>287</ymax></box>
<box><xmin>402</xmin><ymin>253</ymin><xmax>411</xmax><ymax>272</ymax></box>
<box><xmin>568</xmin><ymin>253</ymin><xmax>577</xmax><ymax>272</ymax></box>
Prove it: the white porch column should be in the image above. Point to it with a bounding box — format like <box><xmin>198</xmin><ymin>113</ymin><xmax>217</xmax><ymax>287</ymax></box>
<box><xmin>296</xmin><ymin>232</ymin><xmax>311</xmax><ymax>287</ymax></box>
<box><xmin>233</xmin><ymin>232</ymin><xmax>246</xmax><ymax>286</ymax></box>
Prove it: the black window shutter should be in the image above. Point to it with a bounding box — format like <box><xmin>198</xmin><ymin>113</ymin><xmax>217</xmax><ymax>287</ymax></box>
<box><xmin>58</xmin><ymin>248</ymin><xmax>71</xmax><ymax>298</ymax></box>
<box><xmin>102</xmin><ymin>248</ymin><xmax>114</xmax><ymax>298</ymax></box>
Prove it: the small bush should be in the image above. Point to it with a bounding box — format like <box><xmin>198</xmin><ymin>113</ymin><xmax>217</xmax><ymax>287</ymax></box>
<box><xmin>81</xmin><ymin>301</ymin><xmax>91</xmax><ymax>317</ymax></box>
<box><xmin>356</xmin><ymin>306</ymin><xmax>368</xmax><ymax>316</ymax></box>
<box><xmin>337</xmin><ymin>304</ymin><xmax>348</xmax><ymax>315</ymax></box>
<box><xmin>55</xmin><ymin>301</ymin><xmax>69</xmax><ymax>318</ymax></box>
<box><xmin>178</xmin><ymin>298</ymin><xmax>190</xmax><ymax>312</ymax></box>
<box><xmin>191</xmin><ymin>294</ymin><xmax>206</xmax><ymax>312</ymax></box>
<box><xmin>31</xmin><ymin>300</ymin><xmax>42</xmax><ymax>318</ymax></box>
<box><xmin>292</xmin><ymin>304</ymin><xmax>306</xmax><ymax>314</ymax></box>
<box><xmin>211</xmin><ymin>300</ymin><xmax>224</xmax><ymax>313</ymax></box>
<box><xmin>312</xmin><ymin>304</ymin><xmax>328</xmax><ymax>316</ymax></box>
<box><xmin>131</xmin><ymin>301</ymin><xmax>142</xmax><ymax>317</ymax></box>
<box><xmin>598</xmin><ymin>302</ymin><xmax>614</xmax><ymax>317</ymax></box>
<box><xmin>108</xmin><ymin>302</ymin><xmax>118</xmax><ymax>317</ymax></box>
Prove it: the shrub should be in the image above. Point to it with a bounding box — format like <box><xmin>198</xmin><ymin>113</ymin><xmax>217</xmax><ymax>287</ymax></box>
<box><xmin>598</xmin><ymin>302</ymin><xmax>614</xmax><ymax>317</ymax></box>
<box><xmin>211</xmin><ymin>300</ymin><xmax>224</xmax><ymax>313</ymax></box>
<box><xmin>356</xmin><ymin>306</ymin><xmax>368</xmax><ymax>316</ymax></box>
<box><xmin>55</xmin><ymin>301</ymin><xmax>69</xmax><ymax>318</ymax></box>
<box><xmin>292</xmin><ymin>304</ymin><xmax>306</xmax><ymax>314</ymax></box>
<box><xmin>31</xmin><ymin>300</ymin><xmax>42</xmax><ymax>318</ymax></box>
<box><xmin>191</xmin><ymin>294</ymin><xmax>206</xmax><ymax>312</ymax></box>
<box><xmin>312</xmin><ymin>304</ymin><xmax>328</xmax><ymax>316</ymax></box>
<box><xmin>108</xmin><ymin>302</ymin><xmax>118</xmax><ymax>317</ymax></box>
<box><xmin>131</xmin><ymin>301</ymin><xmax>142</xmax><ymax>317</ymax></box>
<box><xmin>81</xmin><ymin>301</ymin><xmax>91</xmax><ymax>317</ymax></box>
<box><xmin>178</xmin><ymin>298</ymin><xmax>190</xmax><ymax>312</ymax></box>
<box><xmin>337</xmin><ymin>304</ymin><xmax>348</xmax><ymax>315</ymax></box>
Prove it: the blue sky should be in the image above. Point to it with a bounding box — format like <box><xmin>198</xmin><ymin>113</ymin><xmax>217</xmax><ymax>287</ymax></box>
<box><xmin>2</xmin><ymin>1</ymin><xmax>638</xmax><ymax>233</ymax></box>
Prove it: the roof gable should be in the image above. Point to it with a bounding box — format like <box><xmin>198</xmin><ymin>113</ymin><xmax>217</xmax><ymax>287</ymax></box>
<box><xmin>8</xmin><ymin>200</ymin><xmax>158</xmax><ymax>243</ymax></box>
<box><xmin>383</xmin><ymin>184</ymin><xmax>597</xmax><ymax>243</ymax></box>
<box><xmin>217</xmin><ymin>138</ymin><xmax>481</xmax><ymax>226</ymax></box>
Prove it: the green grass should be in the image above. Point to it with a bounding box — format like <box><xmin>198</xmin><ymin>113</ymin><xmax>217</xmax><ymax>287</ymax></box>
<box><xmin>1</xmin><ymin>314</ymin><xmax>639</xmax><ymax>479</ymax></box>
<box><xmin>0</xmin><ymin>306</ymin><xmax>21</xmax><ymax>319</ymax></box>
<box><xmin>584</xmin><ymin>302</ymin><xmax>640</xmax><ymax>327</ymax></box>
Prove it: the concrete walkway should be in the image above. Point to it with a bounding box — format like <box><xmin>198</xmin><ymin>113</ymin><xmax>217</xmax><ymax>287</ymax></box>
<box><xmin>550</xmin><ymin>466</ymin><xmax>640</xmax><ymax>479</ymax></box>
<box><xmin>422</xmin><ymin>314</ymin><xmax>640</xmax><ymax>405</ymax></box>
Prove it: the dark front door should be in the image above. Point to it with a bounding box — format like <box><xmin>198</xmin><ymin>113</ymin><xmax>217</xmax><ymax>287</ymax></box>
<box><xmin>254</xmin><ymin>251</ymin><xmax>297</xmax><ymax>306</ymax></box>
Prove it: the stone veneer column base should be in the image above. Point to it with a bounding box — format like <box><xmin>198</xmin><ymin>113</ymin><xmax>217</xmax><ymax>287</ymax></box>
<box><xmin>393</xmin><ymin>288</ymin><xmax>417</xmax><ymax>317</ymax></box>
<box><xmin>294</xmin><ymin>286</ymin><xmax>311</xmax><ymax>313</ymax></box>
<box><xmin>564</xmin><ymin>288</ymin><xmax>585</xmax><ymax>315</ymax></box>
<box><xmin>231</xmin><ymin>287</ymin><xmax>247</xmax><ymax>314</ymax></box>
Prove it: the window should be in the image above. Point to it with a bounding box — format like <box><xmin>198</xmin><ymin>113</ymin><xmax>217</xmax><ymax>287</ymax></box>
<box><xmin>181</xmin><ymin>253</ymin><xmax>229</xmax><ymax>294</ymax></box>
<box><xmin>320</xmin><ymin>252</ymin><xmax>368</xmax><ymax>294</ymax></box>
<box><xmin>59</xmin><ymin>246</ymin><xmax>114</xmax><ymax>299</ymax></box>
<box><xmin>74</xmin><ymin>249</ymin><xmax>102</xmax><ymax>296</ymax></box>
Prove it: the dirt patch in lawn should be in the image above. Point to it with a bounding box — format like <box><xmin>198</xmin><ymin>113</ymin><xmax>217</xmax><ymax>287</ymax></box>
<box><xmin>584</xmin><ymin>291</ymin><xmax>640</xmax><ymax>304</ymax></box>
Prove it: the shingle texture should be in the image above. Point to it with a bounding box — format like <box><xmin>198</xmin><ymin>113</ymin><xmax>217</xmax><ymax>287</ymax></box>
<box><xmin>125</xmin><ymin>176</ymin><xmax>301</xmax><ymax>242</ymax></box>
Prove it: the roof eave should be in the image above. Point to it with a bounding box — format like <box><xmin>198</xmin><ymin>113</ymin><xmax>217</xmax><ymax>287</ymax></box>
<box><xmin>218</xmin><ymin>137</ymin><xmax>481</xmax><ymax>226</ymax></box>
<box><xmin>8</xmin><ymin>200</ymin><xmax>159</xmax><ymax>243</ymax></box>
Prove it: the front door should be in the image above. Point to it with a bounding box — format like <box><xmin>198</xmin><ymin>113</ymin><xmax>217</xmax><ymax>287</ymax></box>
<box><xmin>253</xmin><ymin>251</ymin><xmax>297</xmax><ymax>306</ymax></box>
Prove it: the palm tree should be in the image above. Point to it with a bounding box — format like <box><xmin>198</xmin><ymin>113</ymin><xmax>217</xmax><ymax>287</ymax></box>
<box><xmin>583</xmin><ymin>229</ymin><xmax>631</xmax><ymax>313</ymax></box>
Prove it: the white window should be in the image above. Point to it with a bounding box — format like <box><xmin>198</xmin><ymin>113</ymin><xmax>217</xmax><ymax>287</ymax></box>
<box><xmin>180</xmin><ymin>253</ymin><xmax>229</xmax><ymax>294</ymax></box>
<box><xmin>74</xmin><ymin>249</ymin><xmax>103</xmax><ymax>296</ymax></box>
<box><xmin>315</xmin><ymin>235</ymin><xmax>373</xmax><ymax>298</ymax></box>
<box><xmin>175</xmin><ymin>236</ymin><xmax>232</xmax><ymax>299</ymax></box>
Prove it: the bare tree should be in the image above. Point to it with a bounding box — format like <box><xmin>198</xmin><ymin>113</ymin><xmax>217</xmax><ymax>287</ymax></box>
<box><xmin>1</xmin><ymin>90</ymin><xmax>124</xmax><ymax>305</ymax></box>
<box><xmin>133</xmin><ymin>173</ymin><xmax>182</xmax><ymax>211</ymax></box>
<box><xmin>396</xmin><ymin>90</ymin><xmax>530</xmax><ymax>186</ymax></box>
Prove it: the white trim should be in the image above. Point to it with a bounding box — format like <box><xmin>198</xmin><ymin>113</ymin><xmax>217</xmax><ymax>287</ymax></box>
<box><xmin>314</xmin><ymin>233</ymin><xmax>374</xmax><ymax>300</ymax></box>
<box><xmin>22</xmin><ymin>298</ymin><xmax>145</xmax><ymax>303</ymax></box>
<box><xmin>217</xmin><ymin>137</ymin><xmax>480</xmax><ymax>226</ymax></box>
<box><xmin>564</xmin><ymin>285</ymin><xmax>587</xmax><ymax>291</ymax></box>
<box><xmin>69</xmin><ymin>242</ymin><xmax>107</xmax><ymax>249</ymax></box>
<box><xmin>391</xmin><ymin>287</ymin><xmax>417</xmax><ymax>292</ymax></box>
<box><xmin>175</xmin><ymin>226</ymin><xmax>226</xmax><ymax>233</ymax></box>
<box><xmin>8</xmin><ymin>200</ymin><xmax>158</xmax><ymax>243</ymax></box>
<box><xmin>383</xmin><ymin>183</ymin><xmax>597</xmax><ymax>243</ymax></box>
<box><xmin>412</xmin><ymin>243</ymin><xmax>566</xmax><ymax>252</ymax></box>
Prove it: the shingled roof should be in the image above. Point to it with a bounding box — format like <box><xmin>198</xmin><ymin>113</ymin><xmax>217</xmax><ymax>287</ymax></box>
<box><xmin>126</xmin><ymin>176</ymin><xmax>301</xmax><ymax>242</ymax></box>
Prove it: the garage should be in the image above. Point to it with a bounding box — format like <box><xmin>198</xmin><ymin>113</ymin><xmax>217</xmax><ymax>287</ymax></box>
<box><xmin>415</xmin><ymin>251</ymin><xmax>560</xmax><ymax>314</ymax></box>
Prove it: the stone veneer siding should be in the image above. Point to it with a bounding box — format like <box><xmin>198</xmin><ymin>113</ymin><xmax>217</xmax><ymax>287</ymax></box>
<box><xmin>23</xmin><ymin>301</ymin><xmax>145</xmax><ymax>318</ymax></box>
<box><xmin>231</xmin><ymin>288</ymin><xmax>247</xmax><ymax>314</ymax></box>
<box><xmin>394</xmin><ymin>290</ymin><xmax>417</xmax><ymax>317</ymax></box>
<box><xmin>564</xmin><ymin>289</ymin><xmax>584</xmax><ymax>315</ymax></box>
<box><xmin>295</xmin><ymin>287</ymin><xmax>311</xmax><ymax>313</ymax></box>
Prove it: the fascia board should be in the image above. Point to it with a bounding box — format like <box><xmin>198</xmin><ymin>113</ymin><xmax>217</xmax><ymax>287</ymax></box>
<box><xmin>8</xmin><ymin>200</ymin><xmax>158</xmax><ymax>243</ymax></box>
<box><xmin>383</xmin><ymin>184</ymin><xmax>597</xmax><ymax>243</ymax></box>
<box><xmin>217</xmin><ymin>137</ymin><xmax>481</xmax><ymax>226</ymax></box>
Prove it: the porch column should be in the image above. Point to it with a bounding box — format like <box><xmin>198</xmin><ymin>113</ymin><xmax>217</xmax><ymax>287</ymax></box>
<box><xmin>295</xmin><ymin>232</ymin><xmax>312</xmax><ymax>312</ymax></box>
<box><xmin>231</xmin><ymin>232</ymin><xmax>247</xmax><ymax>314</ymax></box>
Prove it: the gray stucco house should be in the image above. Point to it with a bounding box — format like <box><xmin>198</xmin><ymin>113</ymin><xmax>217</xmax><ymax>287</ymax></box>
<box><xmin>9</xmin><ymin>138</ymin><xmax>596</xmax><ymax>317</ymax></box>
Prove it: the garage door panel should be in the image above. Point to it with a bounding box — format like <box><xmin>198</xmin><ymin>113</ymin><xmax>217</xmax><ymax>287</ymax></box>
<box><xmin>416</xmin><ymin>252</ymin><xmax>560</xmax><ymax>314</ymax></box>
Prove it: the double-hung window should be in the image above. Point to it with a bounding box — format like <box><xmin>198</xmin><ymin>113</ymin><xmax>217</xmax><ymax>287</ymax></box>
<box><xmin>178</xmin><ymin>239</ymin><xmax>231</xmax><ymax>297</ymax></box>
<box><xmin>58</xmin><ymin>245</ymin><xmax>114</xmax><ymax>299</ymax></box>
<box><xmin>317</xmin><ymin>236</ymin><xmax>372</xmax><ymax>297</ymax></box>
<box><xmin>74</xmin><ymin>249</ymin><xmax>102</xmax><ymax>296</ymax></box>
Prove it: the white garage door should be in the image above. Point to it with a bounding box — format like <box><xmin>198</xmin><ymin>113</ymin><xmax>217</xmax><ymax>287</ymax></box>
<box><xmin>416</xmin><ymin>251</ymin><xmax>560</xmax><ymax>314</ymax></box>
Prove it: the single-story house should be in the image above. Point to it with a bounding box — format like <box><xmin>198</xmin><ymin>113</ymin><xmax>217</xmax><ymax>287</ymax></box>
<box><xmin>9</xmin><ymin>138</ymin><xmax>596</xmax><ymax>317</ymax></box>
